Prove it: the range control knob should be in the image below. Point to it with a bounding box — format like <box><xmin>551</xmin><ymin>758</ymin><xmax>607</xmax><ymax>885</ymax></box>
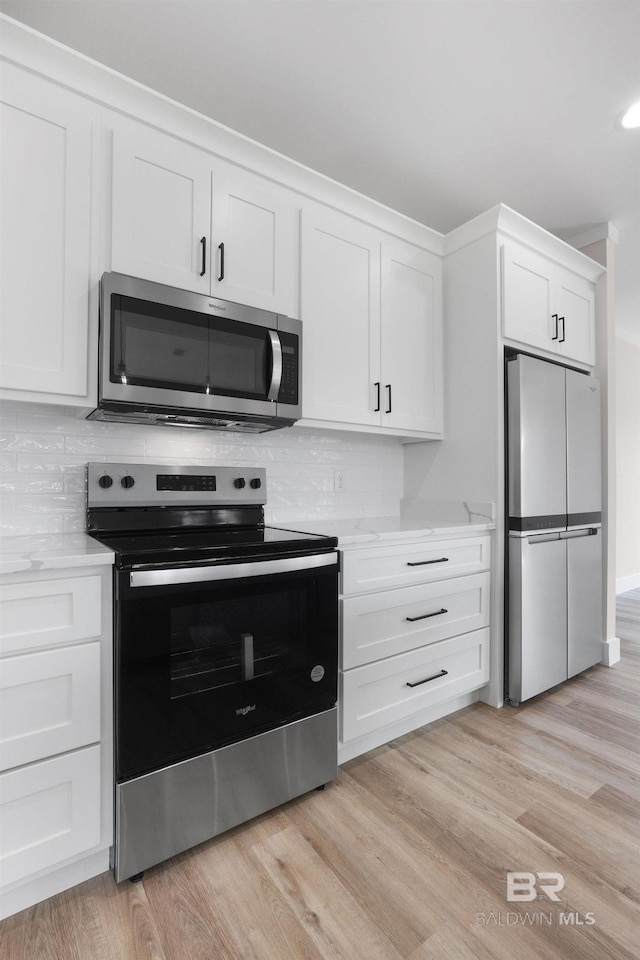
<box><xmin>234</xmin><ymin>477</ymin><xmax>246</xmax><ymax>489</ymax></box>
<box><xmin>98</xmin><ymin>475</ymin><xmax>113</xmax><ymax>489</ymax></box>
<box><xmin>250</xmin><ymin>478</ymin><xmax>262</xmax><ymax>489</ymax></box>
<box><xmin>120</xmin><ymin>475</ymin><xmax>135</xmax><ymax>489</ymax></box>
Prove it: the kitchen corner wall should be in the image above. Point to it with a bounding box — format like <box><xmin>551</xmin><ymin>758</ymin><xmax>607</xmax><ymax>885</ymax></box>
<box><xmin>0</xmin><ymin>405</ymin><xmax>403</xmax><ymax>537</ymax></box>
<box><xmin>615</xmin><ymin>335</ymin><xmax>640</xmax><ymax>591</ymax></box>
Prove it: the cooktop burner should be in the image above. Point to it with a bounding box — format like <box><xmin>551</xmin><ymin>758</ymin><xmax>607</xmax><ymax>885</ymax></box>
<box><xmin>85</xmin><ymin>462</ymin><xmax>337</xmax><ymax>567</ymax></box>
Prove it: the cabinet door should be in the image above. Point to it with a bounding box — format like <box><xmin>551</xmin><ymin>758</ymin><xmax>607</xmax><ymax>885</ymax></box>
<box><xmin>111</xmin><ymin>125</ymin><xmax>211</xmax><ymax>293</ymax></box>
<box><xmin>0</xmin><ymin>745</ymin><xmax>101</xmax><ymax>886</ymax></box>
<box><xmin>555</xmin><ymin>269</ymin><xmax>595</xmax><ymax>365</ymax></box>
<box><xmin>501</xmin><ymin>242</ymin><xmax>556</xmax><ymax>352</ymax></box>
<box><xmin>301</xmin><ymin>208</ymin><xmax>381</xmax><ymax>425</ymax></box>
<box><xmin>211</xmin><ymin>163</ymin><xmax>299</xmax><ymax>317</ymax></box>
<box><xmin>0</xmin><ymin>642</ymin><xmax>101</xmax><ymax>771</ymax></box>
<box><xmin>381</xmin><ymin>240</ymin><xmax>443</xmax><ymax>434</ymax></box>
<box><xmin>0</xmin><ymin>65</ymin><xmax>92</xmax><ymax>398</ymax></box>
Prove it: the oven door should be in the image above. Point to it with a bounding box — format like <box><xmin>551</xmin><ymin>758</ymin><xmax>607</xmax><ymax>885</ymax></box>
<box><xmin>114</xmin><ymin>552</ymin><xmax>338</xmax><ymax>782</ymax></box>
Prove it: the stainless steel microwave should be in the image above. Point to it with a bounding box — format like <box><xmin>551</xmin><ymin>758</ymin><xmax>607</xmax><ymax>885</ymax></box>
<box><xmin>88</xmin><ymin>273</ymin><xmax>302</xmax><ymax>432</ymax></box>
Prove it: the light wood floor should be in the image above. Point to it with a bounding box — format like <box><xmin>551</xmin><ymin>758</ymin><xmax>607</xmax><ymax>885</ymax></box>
<box><xmin>2</xmin><ymin>640</ymin><xmax>639</xmax><ymax>960</ymax></box>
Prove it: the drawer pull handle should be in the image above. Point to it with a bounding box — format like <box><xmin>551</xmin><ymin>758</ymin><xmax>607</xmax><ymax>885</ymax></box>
<box><xmin>406</xmin><ymin>608</ymin><xmax>448</xmax><ymax>622</ymax></box>
<box><xmin>407</xmin><ymin>558</ymin><xmax>449</xmax><ymax>567</ymax></box>
<box><xmin>406</xmin><ymin>669</ymin><xmax>448</xmax><ymax>688</ymax></box>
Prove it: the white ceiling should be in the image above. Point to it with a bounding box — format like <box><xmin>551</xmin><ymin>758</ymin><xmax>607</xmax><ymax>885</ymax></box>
<box><xmin>2</xmin><ymin>0</ymin><xmax>639</xmax><ymax>341</ymax></box>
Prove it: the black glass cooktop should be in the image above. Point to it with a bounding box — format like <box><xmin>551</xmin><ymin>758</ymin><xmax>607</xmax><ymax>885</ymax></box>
<box><xmin>90</xmin><ymin>524</ymin><xmax>337</xmax><ymax>569</ymax></box>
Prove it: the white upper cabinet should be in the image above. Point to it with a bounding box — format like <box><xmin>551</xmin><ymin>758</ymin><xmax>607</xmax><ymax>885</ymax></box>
<box><xmin>210</xmin><ymin>164</ymin><xmax>299</xmax><ymax>317</ymax></box>
<box><xmin>301</xmin><ymin>207</ymin><xmax>443</xmax><ymax>438</ymax></box>
<box><xmin>301</xmin><ymin>209</ymin><xmax>381</xmax><ymax>427</ymax></box>
<box><xmin>381</xmin><ymin>240</ymin><xmax>442</xmax><ymax>434</ymax></box>
<box><xmin>111</xmin><ymin>126</ymin><xmax>212</xmax><ymax>294</ymax></box>
<box><xmin>0</xmin><ymin>64</ymin><xmax>94</xmax><ymax>402</ymax></box>
<box><xmin>501</xmin><ymin>241</ymin><xmax>596</xmax><ymax>366</ymax></box>
<box><xmin>111</xmin><ymin>124</ymin><xmax>299</xmax><ymax>316</ymax></box>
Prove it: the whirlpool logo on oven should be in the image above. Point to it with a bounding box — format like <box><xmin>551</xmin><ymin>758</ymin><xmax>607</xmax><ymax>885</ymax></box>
<box><xmin>236</xmin><ymin>704</ymin><xmax>256</xmax><ymax>717</ymax></box>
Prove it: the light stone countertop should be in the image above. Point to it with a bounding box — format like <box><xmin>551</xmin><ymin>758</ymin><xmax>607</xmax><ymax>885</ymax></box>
<box><xmin>283</xmin><ymin>501</ymin><xmax>495</xmax><ymax>547</ymax></box>
<box><xmin>0</xmin><ymin>533</ymin><xmax>115</xmax><ymax>576</ymax></box>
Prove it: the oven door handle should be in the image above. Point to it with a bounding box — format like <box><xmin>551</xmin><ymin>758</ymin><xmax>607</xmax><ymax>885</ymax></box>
<box><xmin>129</xmin><ymin>551</ymin><xmax>338</xmax><ymax>588</ymax></box>
<box><xmin>267</xmin><ymin>330</ymin><xmax>283</xmax><ymax>402</ymax></box>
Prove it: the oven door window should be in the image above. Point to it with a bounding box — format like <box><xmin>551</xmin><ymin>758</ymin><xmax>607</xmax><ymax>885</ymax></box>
<box><xmin>110</xmin><ymin>294</ymin><xmax>271</xmax><ymax>399</ymax></box>
<box><xmin>116</xmin><ymin>562</ymin><xmax>338</xmax><ymax>781</ymax></box>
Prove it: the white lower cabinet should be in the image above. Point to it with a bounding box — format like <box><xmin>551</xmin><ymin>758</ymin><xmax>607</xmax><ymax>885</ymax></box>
<box><xmin>339</xmin><ymin>533</ymin><xmax>491</xmax><ymax>762</ymax></box>
<box><xmin>0</xmin><ymin>746</ymin><xmax>101</xmax><ymax>887</ymax></box>
<box><xmin>0</xmin><ymin>564</ymin><xmax>113</xmax><ymax>920</ymax></box>
<box><xmin>341</xmin><ymin>628</ymin><xmax>490</xmax><ymax>742</ymax></box>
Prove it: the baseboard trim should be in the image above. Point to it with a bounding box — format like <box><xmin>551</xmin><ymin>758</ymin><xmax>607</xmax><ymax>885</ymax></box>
<box><xmin>601</xmin><ymin>636</ymin><xmax>621</xmax><ymax>666</ymax></box>
<box><xmin>616</xmin><ymin>573</ymin><xmax>640</xmax><ymax>594</ymax></box>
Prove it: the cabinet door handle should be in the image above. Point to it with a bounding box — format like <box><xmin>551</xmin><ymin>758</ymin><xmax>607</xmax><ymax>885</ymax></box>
<box><xmin>406</xmin><ymin>608</ymin><xmax>448</xmax><ymax>622</ymax></box>
<box><xmin>374</xmin><ymin>381</ymin><xmax>381</xmax><ymax>412</ymax></box>
<box><xmin>407</xmin><ymin>557</ymin><xmax>449</xmax><ymax>566</ymax></box>
<box><xmin>218</xmin><ymin>242</ymin><xmax>225</xmax><ymax>281</ymax></box>
<box><xmin>558</xmin><ymin>316</ymin><xmax>565</xmax><ymax>343</ymax></box>
<box><xmin>406</xmin><ymin>669</ymin><xmax>448</xmax><ymax>688</ymax></box>
<box><xmin>200</xmin><ymin>236</ymin><xmax>207</xmax><ymax>276</ymax></box>
<box><xmin>385</xmin><ymin>384</ymin><xmax>392</xmax><ymax>414</ymax></box>
<box><xmin>551</xmin><ymin>313</ymin><xmax>559</xmax><ymax>340</ymax></box>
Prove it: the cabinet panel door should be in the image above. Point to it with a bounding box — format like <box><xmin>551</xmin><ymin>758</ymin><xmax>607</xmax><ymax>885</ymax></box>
<box><xmin>381</xmin><ymin>240</ymin><xmax>443</xmax><ymax>434</ymax></box>
<box><xmin>501</xmin><ymin>242</ymin><xmax>555</xmax><ymax>352</ymax></box>
<box><xmin>0</xmin><ymin>642</ymin><xmax>101</xmax><ymax>771</ymax></box>
<box><xmin>0</xmin><ymin>575</ymin><xmax>102</xmax><ymax>657</ymax></box>
<box><xmin>555</xmin><ymin>270</ymin><xmax>595</xmax><ymax>365</ymax></box>
<box><xmin>0</xmin><ymin>65</ymin><xmax>91</xmax><ymax>398</ymax></box>
<box><xmin>342</xmin><ymin>572</ymin><xmax>490</xmax><ymax>668</ymax></box>
<box><xmin>301</xmin><ymin>209</ymin><xmax>380</xmax><ymax>425</ymax></box>
<box><xmin>211</xmin><ymin>164</ymin><xmax>299</xmax><ymax>317</ymax></box>
<box><xmin>111</xmin><ymin>125</ymin><xmax>211</xmax><ymax>293</ymax></box>
<box><xmin>0</xmin><ymin>746</ymin><xmax>101</xmax><ymax>886</ymax></box>
<box><xmin>341</xmin><ymin>536</ymin><xmax>491</xmax><ymax>596</ymax></box>
<box><xmin>341</xmin><ymin>628</ymin><xmax>489</xmax><ymax>742</ymax></box>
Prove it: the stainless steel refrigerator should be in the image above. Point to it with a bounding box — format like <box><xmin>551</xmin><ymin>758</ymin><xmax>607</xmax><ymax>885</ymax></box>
<box><xmin>506</xmin><ymin>353</ymin><xmax>603</xmax><ymax>705</ymax></box>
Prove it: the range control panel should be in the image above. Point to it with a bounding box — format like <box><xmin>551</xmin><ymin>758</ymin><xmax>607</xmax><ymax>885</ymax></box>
<box><xmin>87</xmin><ymin>462</ymin><xmax>266</xmax><ymax>508</ymax></box>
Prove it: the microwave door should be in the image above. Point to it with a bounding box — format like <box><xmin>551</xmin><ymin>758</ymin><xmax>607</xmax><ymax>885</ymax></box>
<box><xmin>267</xmin><ymin>330</ymin><xmax>283</xmax><ymax>401</ymax></box>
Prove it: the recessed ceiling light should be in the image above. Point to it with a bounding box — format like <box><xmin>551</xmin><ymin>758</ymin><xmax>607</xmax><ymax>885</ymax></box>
<box><xmin>617</xmin><ymin>100</ymin><xmax>640</xmax><ymax>130</ymax></box>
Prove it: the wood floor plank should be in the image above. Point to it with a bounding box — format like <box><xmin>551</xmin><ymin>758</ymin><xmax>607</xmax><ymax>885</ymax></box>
<box><xmin>284</xmin><ymin>773</ymin><xmax>449</xmax><ymax>955</ymax></box>
<box><xmin>252</xmin><ymin>823</ymin><xmax>405</xmax><ymax>960</ymax></box>
<box><xmin>194</xmin><ymin>830</ymin><xmax>324</xmax><ymax>960</ymax></box>
<box><xmin>454</xmin><ymin>704</ymin><xmax>608</xmax><ymax>798</ymax></box>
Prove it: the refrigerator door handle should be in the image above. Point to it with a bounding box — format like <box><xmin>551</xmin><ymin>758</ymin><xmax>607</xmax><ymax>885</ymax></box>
<box><xmin>526</xmin><ymin>533</ymin><xmax>561</xmax><ymax>544</ymax></box>
<box><xmin>560</xmin><ymin>528</ymin><xmax>599</xmax><ymax>540</ymax></box>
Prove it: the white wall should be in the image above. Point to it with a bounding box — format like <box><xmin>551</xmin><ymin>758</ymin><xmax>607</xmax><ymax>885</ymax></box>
<box><xmin>615</xmin><ymin>335</ymin><xmax>640</xmax><ymax>591</ymax></box>
<box><xmin>0</xmin><ymin>405</ymin><xmax>403</xmax><ymax>536</ymax></box>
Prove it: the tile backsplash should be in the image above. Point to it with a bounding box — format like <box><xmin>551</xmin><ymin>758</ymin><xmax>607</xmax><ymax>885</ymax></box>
<box><xmin>0</xmin><ymin>404</ymin><xmax>403</xmax><ymax>536</ymax></box>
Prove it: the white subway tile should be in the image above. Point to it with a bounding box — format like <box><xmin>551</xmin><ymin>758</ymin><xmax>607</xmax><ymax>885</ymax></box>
<box><xmin>65</xmin><ymin>436</ymin><xmax>146</xmax><ymax>456</ymax></box>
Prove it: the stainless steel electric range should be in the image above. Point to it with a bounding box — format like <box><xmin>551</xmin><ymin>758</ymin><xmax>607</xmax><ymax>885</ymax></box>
<box><xmin>86</xmin><ymin>462</ymin><xmax>338</xmax><ymax>882</ymax></box>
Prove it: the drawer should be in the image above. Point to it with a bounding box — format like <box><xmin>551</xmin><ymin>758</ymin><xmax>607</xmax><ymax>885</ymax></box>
<box><xmin>341</xmin><ymin>536</ymin><xmax>490</xmax><ymax>596</ymax></box>
<box><xmin>340</xmin><ymin>628</ymin><xmax>490</xmax><ymax>742</ymax></box>
<box><xmin>0</xmin><ymin>745</ymin><xmax>101</xmax><ymax>886</ymax></box>
<box><xmin>0</xmin><ymin>642</ymin><xmax>101</xmax><ymax>772</ymax></box>
<box><xmin>342</xmin><ymin>572</ymin><xmax>490</xmax><ymax>669</ymax></box>
<box><xmin>0</xmin><ymin>575</ymin><xmax>102</xmax><ymax>656</ymax></box>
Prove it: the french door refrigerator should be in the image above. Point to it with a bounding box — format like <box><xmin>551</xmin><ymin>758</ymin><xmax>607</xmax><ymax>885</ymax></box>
<box><xmin>506</xmin><ymin>353</ymin><xmax>602</xmax><ymax>705</ymax></box>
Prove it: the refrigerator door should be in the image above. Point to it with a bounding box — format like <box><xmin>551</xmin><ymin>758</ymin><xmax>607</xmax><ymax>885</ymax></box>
<box><xmin>565</xmin><ymin>527</ymin><xmax>603</xmax><ymax>676</ymax></box>
<box><xmin>565</xmin><ymin>370</ymin><xmax>601</xmax><ymax>522</ymax></box>
<box><xmin>508</xmin><ymin>533</ymin><xmax>568</xmax><ymax>704</ymax></box>
<box><xmin>507</xmin><ymin>355</ymin><xmax>566</xmax><ymax>529</ymax></box>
